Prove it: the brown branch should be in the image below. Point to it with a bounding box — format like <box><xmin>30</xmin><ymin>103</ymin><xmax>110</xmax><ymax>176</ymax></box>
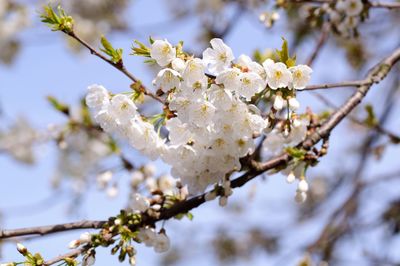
<box><xmin>0</xmin><ymin>220</ymin><xmax>106</xmax><ymax>239</ymax></box>
<box><xmin>370</xmin><ymin>1</ymin><xmax>400</xmax><ymax>9</ymax></box>
<box><xmin>66</xmin><ymin>31</ymin><xmax>164</xmax><ymax>104</ymax></box>
<box><xmin>43</xmin><ymin>248</ymin><xmax>83</xmax><ymax>266</ymax></box>
<box><xmin>302</xmin><ymin>80</ymin><xmax>369</xmax><ymax>90</ymax></box>
<box><xmin>311</xmin><ymin>91</ymin><xmax>400</xmax><ymax>142</ymax></box>
<box><xmin>286</xmin><ymin>0</ymin><xmax>400</xmax><ymax>9</ymax></box>
<box><xmin>306</xmin><ymin>23</ymin><xmax>330</xmax><ymax>66</ymax></box>
<box><xmin>307</xmin><ymin>72</ymin><xmax>399</xmax><ymax>259</ymax></box>
<box><xmin>255</xmin><ymin>46</ymin><xmax>400</xmax><ymax>171</ymax></box>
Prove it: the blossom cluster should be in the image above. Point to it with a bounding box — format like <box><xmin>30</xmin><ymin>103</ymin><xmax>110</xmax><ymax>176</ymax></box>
<box><xmin>86</xmin><ymin>38</ymin><xmax>313</xmax><ymax>199</ymax></box>
<box><xmin>0</xmin><ymin>117</ymin><xmax>41</xmax><ymax>164</ymax></box>
<box><xmin>326</xmin><ymin>0</ymin><xmax>364</xmax><ymax>36</ymax></box>
<box><xmin>0</xmin><ymin>0</ymin><xmax>29</xmax><ymax>64</ymax></box>
<box><xmin>137</xmin><ymin>227</ymin><xmax>170</xmax><ymax>253</ymax></box>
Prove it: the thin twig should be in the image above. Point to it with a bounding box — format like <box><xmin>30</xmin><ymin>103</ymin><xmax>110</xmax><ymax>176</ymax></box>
<box><xmin>67</xmin><ymin>31</ymin><xmax>164</xmax><ymax>104</ymax></box>
<box><xmin>370</xmin><ymin>1</ymin><xmax>400</xmax><ymax>9</ymax></box>
<box><xmin>302</xmin><ymin>80</ymin><xmax>369</xmax><ymax>90</ymax></box>
<box><xmin>286</xmin><ymin>0</ymin><xmax>400</xmax><ymax>9</ymax></box>
<box><xmin>0</xmin><ymin>220</ymin><xmax>106</xmax><ymax>239</ymax></box>
<box><xmin>311</xmin><ymin>91</ymin><xmax>400</xmax><ymax>142</ymax></box>
<box><xmin>43</xmin><ymin>248</ymin><xmax>83</xmax><ymax>266</ymax></box>
<box><xmin>306</xmin><ymin>23</ymin><xmax>330</xmax><ymax>66</ymax></box>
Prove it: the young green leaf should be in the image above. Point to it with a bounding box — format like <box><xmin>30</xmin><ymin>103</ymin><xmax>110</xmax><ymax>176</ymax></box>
<box><xmin>100</xmin><ymin>35</ymin><xmax>123</xmax><ymax>64</ymax></box>
<box><xmin>40</xmin><ymin>5</ymin><xmax>74</xmax><ymax>33</ymax></box>
<box><xmin>276</xmin><ymin>38</ymin><xmax>296</xmax><ymax>67</ymax></box>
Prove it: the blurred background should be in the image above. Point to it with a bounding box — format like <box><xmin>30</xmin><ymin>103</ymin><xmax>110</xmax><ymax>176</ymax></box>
<box><xmin>1</xmin><ymin>0</ymin><xmax>400</xmax><ymax>265</ymax></box>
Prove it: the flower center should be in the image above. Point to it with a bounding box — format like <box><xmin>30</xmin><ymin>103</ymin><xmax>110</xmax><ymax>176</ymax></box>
<box><xmin>242</xmin><ymin>77</ymin><xmax>251</xmax><ymax>85</ymax></box>
<box><xmin>162</xmin><ymin>45</ymin><xmax>171</xmax><ymax>55</ymax></box>
<box><xmin>274</xmin><ymin>70</ymin><xmax>282</xmax><ymax>79</ymax></box>
<box><xmin>295</xmin><ymin>70</ymin><xmax>302</xmax><ymax>79</ymax></box>
<box><xmin>219</xmin><ymin>53</ymin><xmax>227</xmax><ymax>62</ymax></box>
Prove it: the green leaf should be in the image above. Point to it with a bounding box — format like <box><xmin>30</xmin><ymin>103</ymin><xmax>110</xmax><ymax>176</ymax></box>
<box><xmin>100</xmin><ymin>35</ymin><xmax>114</xmax><ymax>54</ymax></box>
<box><xmin>149</xmin><ymin>36</ymin><xmax>155</xmax><ymax>45</ymax></box>
<box><xmin>363</xmin><ymin>104</ymin><xmax>377</xmax><ymax>127</ymax></box>
<box><xmin>285</xmin><ymin>147</ymin><xmax>306</xmax><ymax>160</ymax></box>
<box><xmin>131</xmin><ymin>40</ymin><xmax>151</xmax><ymax>57</ymax></box>
<box><xmin>100</xmin><ymin>35</ymin><xmax>123</xmax><ymax>63</ymax></box>
<box><xmin>276</xmin><ymin>38</ymin><xmax>289</xmax><ymax>63</ymax></box>
<box><xmin>286</xmin><ymin>56</ymin><xmax>296</xmax><ymax>68</ymax></box>
<box><xmin>186</xmin><ymin>212</ymin><xmax>194</xmax><ymax>220</ymax></box>
<box><xmin>143</xmin><ymin>59</ymin><xmax>156</xmax><ymax>64</ymax></box>
<box><xmin>47</xmin><ymin>96</ymin><xmax>69</xmax><ymax>115</ymax></box>
<box><xmin>276</xmin><ymin>38</ymin><xmax>296</xmax><ymax>67</ymax></box>
<box><xmin>40</xmin><ymin>5</ymin><xmax>74</xmax><ymax>33</ymax></box>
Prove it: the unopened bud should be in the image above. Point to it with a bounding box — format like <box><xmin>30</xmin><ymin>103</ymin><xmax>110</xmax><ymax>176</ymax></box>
<box><xmin>16</xmin><ymin>243</ymin><xmax>27</xmax><ymax>255</ymax></box>
<box><xmin>68</xmin><ymin>240</ymin><xmax>80</xmax><ymax>249</ymax></box>
<box><xmin>298</xmin><ymin>179</ymin><xmax>309</xmax><ymax>192</ymax></box>
<box><xmin>205</xmin><ymin>191</ymin><xmax>217</xmax><ymax>201</ymax></box>
<box><xmin>273</xmin><ymin>94</ymin><xmax>284</xmax><ymax>110</ymax></box>
<box><xmin>286</xmin><ymin>172</ymin><xmax>296</xmax><ymax>183</ymax></box>
<box><xmin>219</xmin><ymin>196</ymin><xmax>228</xmax><ymax>207</ymax></box>
<box><xmin>295</xmin><ymin>191</ymin><xmax>307</xmax><ymax>203</ymax></box>
<box><xmin>288</xmin><ymin>97</ymin><xmax>300</xmax><ymax>111</ymax></box>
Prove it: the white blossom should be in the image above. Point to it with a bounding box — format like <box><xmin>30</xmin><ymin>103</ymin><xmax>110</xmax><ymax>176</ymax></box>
<box><xmin>153</xmin><ymin>233</ymin><xmax>171</xmax><ymax>253</ymax></box>
<box><xmin>106</xmin><ymin>185</ymin><xmax>119</xmax><ymax>198</ymax></box>
<box><xmin>288</xmin><ymin>97</ymin><xmax>300</xmax><ymax>111</ymax></box>
<box><xmin>137</xmin><ymin>227</ymin><xmax>157</xmax><ymax>247</ymax></box>
<box><xmin>79</xmin><ymin>232</ymin><xmax>92</xmax><ymax>243</ymax></box>
<box><xmin>150</xmin><ymin>39</ymin><xmax>176</xmax><ymax>67</ymax></box>
<box><xmin>273</xmin><ymin>94</ymin><xmax>284</xmax><ymax>110</ymax></box>
<box><xmin>215</xmin><ymin>68</ymin><xmax>241</xmax><ymax>89</ymax></box>
<box><xmin>68</xmin><ymin>239</ymin><xmax>80</xmax><ymax>249</ymax></box>
<box><xmin>286</xmin><ymin>172</ymin><xmax>296</xmax><ymax>183</ymax></box>
<box><xmin>289</xmin><ymin>65</ymin><xmax>312</xmax><ymax>90</ymax></box>
<box><xmin>298</xmin><ymin>179</ymin><xmax>309</xmax><ymax>192</ymax></box>
<box><xmin>143</xmin><ymin>163</ymin><xmax>157</xmax><ymax>177</ymax></box>
<box><xmin>263</xmin><ymin>59</ymin><xmax>292</xmax><ymax>90</ymax></box>
<box><xmin>110</xmin><ymin>94</ymin><xmax>138</xmax><ymax>124</ymax></box>
<box><xmin>86</xmin><ymin>84</ymin><xmax>109</xmax><ymax>110</ymax></box>
<box><xmin>96</xmin><ymin>171</ymin><xmax>113</xmax><ymax>189</ymax></box>
<box><xmin>189</xmin><ymin>100</ymin><xmax>216</xmax><ymax>127</ymax></box>
<box><xmin>171</xmin><ymin>57</ymin><xmax>186</xmax><ymax>73</ymax></box>
<box><xmin>237</xmin><ymin>72</ymin><xmax>266</xmax><ymax>101</ymax></box>
<box><xmin>153</xmin><ymin>68</ymin><xmax>181</xmax><ymax>93</ymax></box>
<box><xmin>86</xmin><ymin>41</ymin><xmax>311</xmax><ymax>196</ymax></box>
<box><xmin>338</xmin><ymin>0</ymin><xmax>363</xmax><ymax>17</ymax></box>
<box><xmin>237</xmin><ymin>54</ymin><xmax>265</xmax><ymax>78</ymax></box>
<box><xmin>131</xmin><ymin>193</ymin><xmax>150</xmax><ymax>212</ymax></box>
<box><xmin>131</xmin><ymin>171</ymin><xmax>144</xmax><ymax>187</ymax></box>
<box><xmin>295</xmin><ymin>190</ymin><xmax>307</xmax><ymax>203</ymax></box>
<box><xmin>203</xmin><ymin>38</ymin><xmax>234</xmax><ymax>75</ymax></box>
<box><xmin>83</xmin><ymin>254</ymin><xmax>95</xmax><ymax>266</ymax></box>
<box><xmin>158</xmin><ymin>175</ymin><xmax>177</xmax><ymax>194</ymax></box>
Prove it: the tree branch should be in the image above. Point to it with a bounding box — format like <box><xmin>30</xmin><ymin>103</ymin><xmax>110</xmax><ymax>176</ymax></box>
<box><xmin>370</xmin><ymin>1</ymin><xmax>400</xmax><ymax>9</ymax></box>
<box><xmin>0</xmin><ymin>220</ymin><xmax>106</xmax><ymax>239</ymax></box>
<box><xmin>286</xmin><ymin>0</ymin><xmax>400</xmax><ymax>9</ymax></box>
<box><xmin>303</xmin><ymin>80</ymin><xmax>370</xmax><ymax>90</ymax></box>
<box><xmin>43</xmin><ymin>248</ymin><xmax>83</xmax><ymax>266</ymax></box>
<box><xmin>306</xmin><ymin>23</ymin><xmax>330</xmax><ymax>66</ymax></box>
<box><xmin>66</xmin><ymin>31</ymin><xmax>164</xmax><ymax>104</ymax></box>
